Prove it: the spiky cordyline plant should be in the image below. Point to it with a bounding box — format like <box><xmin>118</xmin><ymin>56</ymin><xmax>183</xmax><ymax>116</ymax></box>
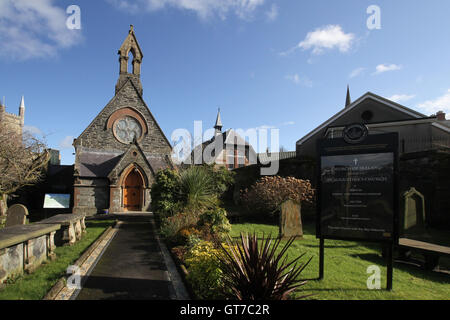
<box><xmin>178</xmin><ymin>166</ymin><xmax>218</xmax><ymax>212</ymax></box>
<box><xmin>217</xmin><ymin>232</ymin><xmax>312</xmax><ymax>300</ymax></box>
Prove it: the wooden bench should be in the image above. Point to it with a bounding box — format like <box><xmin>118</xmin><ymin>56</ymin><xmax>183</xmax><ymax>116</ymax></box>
<box><xmin>36</xmin><ymin>213</ymin><xmax>86</xmax><ymax>246</ymax></box>
<box><xmin>398</xmin><ymin>238</ymin><xmax>450</xmax><ymax>270</ymax></box>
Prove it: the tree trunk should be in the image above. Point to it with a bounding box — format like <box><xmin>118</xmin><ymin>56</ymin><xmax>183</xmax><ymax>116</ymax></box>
<box><xmin>0</xmin><ymin>194</ymin><xmax>7</xmax><ymax>216</ymax></box>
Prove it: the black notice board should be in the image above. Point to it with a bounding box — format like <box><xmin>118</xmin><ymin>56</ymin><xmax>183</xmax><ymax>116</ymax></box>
<box><xmin>317</xmin><ymin>132</ymin><xmax>399</xmax><ymax>243</ymax></box>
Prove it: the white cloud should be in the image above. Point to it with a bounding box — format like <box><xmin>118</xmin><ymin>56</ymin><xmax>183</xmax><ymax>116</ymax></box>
<box><xmin>417</xmin><ymin>89</ymin><xmax>450</xmax><ymax>117</ymax></box>
<box><xmin>59</xmin><ymin>136</ymin><xmax>75</xmax><ymax>149</ymax></box>
<box><xmin>0</xmin><ymin>0</ymin><xmax>82</xmax><ymax>60</ymax></box>
<box><xmin>23</xmin><ymin>125</ymin><xmax>43</xmax><ymax>136</ymax></box>
<box><xmin>283</xmin><ymin>25</ymin><xmax>355</xmax><ymax>56</ymax></box>
<box><xmin>285</xmin><ymin>74</ymin><xmax>313</xmax><ymax>87</ymax></box>
<box><xmin>349</xmin><ymin>67</ymin><xmax>366</xmax><ymax>78</ymax></box>
<box><xmin>282</xmin><ymin>121</ymin><xmax>295</xmax><ymax>126</ymax></box>
<box><xmin>373</xmin><ymin>64</ymin><xmax>402</xmax><ymax>75</ymax></box>
<box><xmin>388</xmin><ymin>94</ymin><xmax>416</xmax><ymax>103</ymax></box>
<box><xmin>265</xmin><ymin>3</ymin><xmax>278</xmax><ymax>21</ymax></box>
<box><xmin>107</xmin><ymin>0</ymin><xmax>266</xmax><ymax>20</ymax></box>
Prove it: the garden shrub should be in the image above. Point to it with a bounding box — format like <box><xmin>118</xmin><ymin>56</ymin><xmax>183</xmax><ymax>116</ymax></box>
<box><xmin>178</xmin><ymin>165</ymin><xmax>219</xmax><ymax>212</ymax></box>
<box><xmin>154</xmin><ymin>165</ymin><xmax>234</xmax><ymax>245</ymax></box>
<box><xmin>150</xmin><ymin>169</ymin><xmax>181</xmax><ymax>217</ymax></box>
<box><xmin>171</xmin><ymin>246</ymin><xmax>187</xmax><ymax>264</ymax></box>
<box><xmin>206</xmin><ymin>165</ymin><xmax>235</xmax><ymax>197</ymax></box>
<box><xmin>175</xmin><ymin>226</ymin><xmax>201</xmax><ymax>246</ymax></box>
<box><xmin>197</xmin><ymin>207</ymin><xmax>231</xmax><ymax>240</ymax></box>
<box><xmin>159</xmin><ymin>212</ymin><xmax>200</xmax><ymax>245</ymax></box>
<box><xmin>240</xmin><ymin>176</ymin><xmax>314</xmax><ymax>218</ymax></box>
<box><xmin>184</xmin><ymin>240</ymin><xmax>225</xmax><ymax>299</ymax></box>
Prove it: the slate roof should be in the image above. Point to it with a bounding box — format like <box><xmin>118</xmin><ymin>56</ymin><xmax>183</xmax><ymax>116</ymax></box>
<box><xmin>78</xmin><ymin>151</ymin><xmax>122</xmax><ymax>177</ymax></box>
<box><xmin>257</xmin><ymin>151</ymin><xmax>296</xmax><ymax>163</ymax></box>
<box><xmin>146</xmin><ymin>155</ymin><xmax>172</xmax><ymax>172</ymax></box>
<box><xmin>78</xmin><ymin>150</ymin><xmax>171</xmax><ymax>178</ymax></box>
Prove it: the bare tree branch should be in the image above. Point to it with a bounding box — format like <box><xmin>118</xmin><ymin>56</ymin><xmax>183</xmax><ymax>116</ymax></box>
<box><xmin>0</xmin><ymin>126</ymin><xmax>50</xmax><ymax>197</ymax></box>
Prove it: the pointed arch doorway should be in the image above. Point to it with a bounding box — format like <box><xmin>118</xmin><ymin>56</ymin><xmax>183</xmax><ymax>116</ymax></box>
<box><xmin>122</xmin><ymin>167</ymin><xmax>144</xmax><ymax>212</ymax></box>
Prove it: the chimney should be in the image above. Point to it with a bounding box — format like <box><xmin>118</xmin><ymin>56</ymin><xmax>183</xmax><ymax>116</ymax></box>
<box><xmin>436</xmin><ymin>111</ymin><xmax>446</xmax><ymax>121</ymax></box>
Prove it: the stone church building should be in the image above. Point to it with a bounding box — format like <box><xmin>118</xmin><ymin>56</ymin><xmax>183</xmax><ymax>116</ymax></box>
<box><xmin>73</xmin><ymin>26</ymin><xmax>172</xmax><ymax>215</ymax></box>
<box><xmin>0</xmin><ymin>96</ymin><xmax>25</xmax><ymax>136</ymax></box>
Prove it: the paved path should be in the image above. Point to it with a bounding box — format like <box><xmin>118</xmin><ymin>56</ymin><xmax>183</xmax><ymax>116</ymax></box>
<box><xmin>75</xmin><ymin>213</ymin><xmax>186</xmax><ymax>300</ymax></box>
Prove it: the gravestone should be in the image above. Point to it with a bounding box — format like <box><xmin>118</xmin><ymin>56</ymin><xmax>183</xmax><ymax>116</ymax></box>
<box><xmin>5</xmin><ymin>204</ymin><xmax>29</xmax><ymax>227</ymax></box>
<box><xmin>279</xmin><ymin>200</ymin><xmax>303</xmax><ymax>239</ymax></box>
<box><xmin>403</xmin><ymin>187</ymin><xmax>426</xmax><ymax>231</ymax></box>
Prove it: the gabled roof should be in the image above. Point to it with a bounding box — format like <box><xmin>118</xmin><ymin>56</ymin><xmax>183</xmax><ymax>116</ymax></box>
<box><xmin>203</xmin><ymin>129</ymin><xmax>253</xmax><ymax>147</ymax></box>
<box><xmin>75</xmin><ymin>77</ymin><xmax>172</xmax><ymax>150</ymax></box>
<box><xmin>107</xmin><ymin>142</ymin><xmax>155</xmax><ymax>180</ymax></box>
<box><xmin>296</xmin><ymin>92</ymin><xmax>427</xmax><ymax>146</ymax></box>
<box><xmin>188</xmin><ymin>128</ymin><xmax>257</xmax><ymax>165</ymax></box>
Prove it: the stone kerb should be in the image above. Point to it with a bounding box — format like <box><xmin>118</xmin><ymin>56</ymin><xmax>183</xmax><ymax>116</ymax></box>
<box><xmin>0</xmin><ymin>223</ymin><xmax>60</xmax><ymax>284</ymax></box>
<box><xmin>36</xmin><ymin>213</ymin><xmax>86</xmax><ymax>246</ymax></box>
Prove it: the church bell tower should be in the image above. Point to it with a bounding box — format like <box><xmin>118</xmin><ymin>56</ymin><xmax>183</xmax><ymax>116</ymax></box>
<box><xmin>115</xmin><ymin>25</ymin><xmax>144</xmax><ymax>96</ymax></box>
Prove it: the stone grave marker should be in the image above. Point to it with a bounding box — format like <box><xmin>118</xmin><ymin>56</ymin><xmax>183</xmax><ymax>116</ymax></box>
<box><xmin>5</xmin><ymin>204</ymin><xmax>29</xmax><ymax>227</ymax></box>
<box><xmin>279</xmin><ymin>199</ymin><xmax>303</xmax><ymax>239</ymax></box>
<box><xmin>403</xmin><ymin>187</ymin><xmax>426</xmax><ymax>231</ymax></box>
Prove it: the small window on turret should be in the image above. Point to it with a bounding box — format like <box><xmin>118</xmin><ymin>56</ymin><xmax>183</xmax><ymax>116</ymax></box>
<box><xmin>128</xmin><ymin>51</ymin><xmax>133</xmax><ymax>74</ymax></box>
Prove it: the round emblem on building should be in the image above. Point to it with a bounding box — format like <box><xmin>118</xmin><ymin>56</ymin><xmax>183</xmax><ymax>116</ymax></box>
<box><xmin>113</xmin><ymin>116</ymin><xmax>142</xmax><ymax>144</ymax></box>
<box><xmin>343</xmin><ymin>123</ymin><xmax>368</xmax><ymax>144</ymax></box>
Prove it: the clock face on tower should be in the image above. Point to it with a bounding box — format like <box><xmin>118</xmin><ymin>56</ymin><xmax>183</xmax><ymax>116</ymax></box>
<box><xmin>113</xmin><ymin>116</ymin><xmax>143</xmax><ymax>144</ymax></box>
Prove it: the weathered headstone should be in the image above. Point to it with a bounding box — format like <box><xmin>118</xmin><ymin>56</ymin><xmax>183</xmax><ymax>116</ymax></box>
<box><xmin>403</xmin><ymin>187</ymin><xmax>426</xmax><ymax>231</ymax></box>
<box><xmin>5</xmin><ymin>204</ymin><xmax>28</xmax><ymax>227</ymax></box>
<box><xmin>279</xmin><ymin>200</ymin><xmax>303</xmax><ymax>239</ymax></box>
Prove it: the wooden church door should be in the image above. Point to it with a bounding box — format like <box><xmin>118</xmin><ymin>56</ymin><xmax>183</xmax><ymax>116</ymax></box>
<box><xmin>123</xmin><ymin>169</ymin><xmax>143</xmax><ymax>211</ymax></box>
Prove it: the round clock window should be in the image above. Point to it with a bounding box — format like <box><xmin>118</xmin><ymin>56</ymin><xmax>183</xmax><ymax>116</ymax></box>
<box><xmin>113</xmin><ymin>116</ymin><xmax>142</xmax><ymax>144</ymax></box>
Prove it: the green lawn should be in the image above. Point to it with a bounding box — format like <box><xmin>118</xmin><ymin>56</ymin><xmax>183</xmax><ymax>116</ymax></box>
<box><xmin>0</xmin><ymin>220</ymin><xmax>115</xmax><ymax>300</ymax></box>
<box><xmin>230</xmin><ymin>223</ymin><xmax>450</xmax><ymax>300</ymax></box>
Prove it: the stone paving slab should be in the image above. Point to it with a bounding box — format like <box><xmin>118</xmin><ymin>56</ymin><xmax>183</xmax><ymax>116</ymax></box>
<box><xmin>53</xmin><ymin>223</ymin><xmax>120</xmax><ymax>300</ymax></box>
<box><xmin>74</xmin><ymin>214</ymin><xmax>181</xmax><ymax>300</ymax></box>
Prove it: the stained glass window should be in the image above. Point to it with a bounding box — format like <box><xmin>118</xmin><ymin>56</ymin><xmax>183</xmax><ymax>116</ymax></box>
<box><xmin>114</xmin><ymin>116</ymin><xmax>142</xmax><ymax>144</ymax></box>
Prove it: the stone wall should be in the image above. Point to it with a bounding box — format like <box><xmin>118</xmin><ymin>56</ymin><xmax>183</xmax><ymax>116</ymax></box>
<box><xmin>0</xmin><ymin>109</ymin><xmax>23</xmax><ymax>136</ymax></box>
<box><xmin>400</xmin><ymin>150</ymin><xmax>450</xmax><ymax>229</ymax></box>
<box><xmin>73</xmin><ymin>178</ymin><xmax>109</xmax><ymax>215</ymax></box>
<box><xmin>0</xmin><ymin>244</ymin><xmax>23</xmax><ymax>282</ymax></box>
<box><xmin>74</xmin><ymin>80</ymin><xmax>171</xmax><ymax>156</ymax></box>
<box><xmin>0</xmin><ymin>224</ymin><xmax>59</xmax><ymax>283</ymax></box>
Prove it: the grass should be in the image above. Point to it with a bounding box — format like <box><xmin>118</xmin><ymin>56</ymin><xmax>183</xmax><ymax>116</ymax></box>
<box><xmin>0</xmin><ymin>220</ymin><xmax>115</xmax><ymax>300</ymax></box>
<box><xmin>230</xmin><ymin>223</ymin><xmax>450</xmax><ymax>300</ymax></box>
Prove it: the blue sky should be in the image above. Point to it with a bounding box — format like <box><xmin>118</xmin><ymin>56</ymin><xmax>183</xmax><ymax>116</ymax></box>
<box><xmin>1</xmin><ymin>0</ymin><xmax>450</xmax><ymax>165</ymax></box>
